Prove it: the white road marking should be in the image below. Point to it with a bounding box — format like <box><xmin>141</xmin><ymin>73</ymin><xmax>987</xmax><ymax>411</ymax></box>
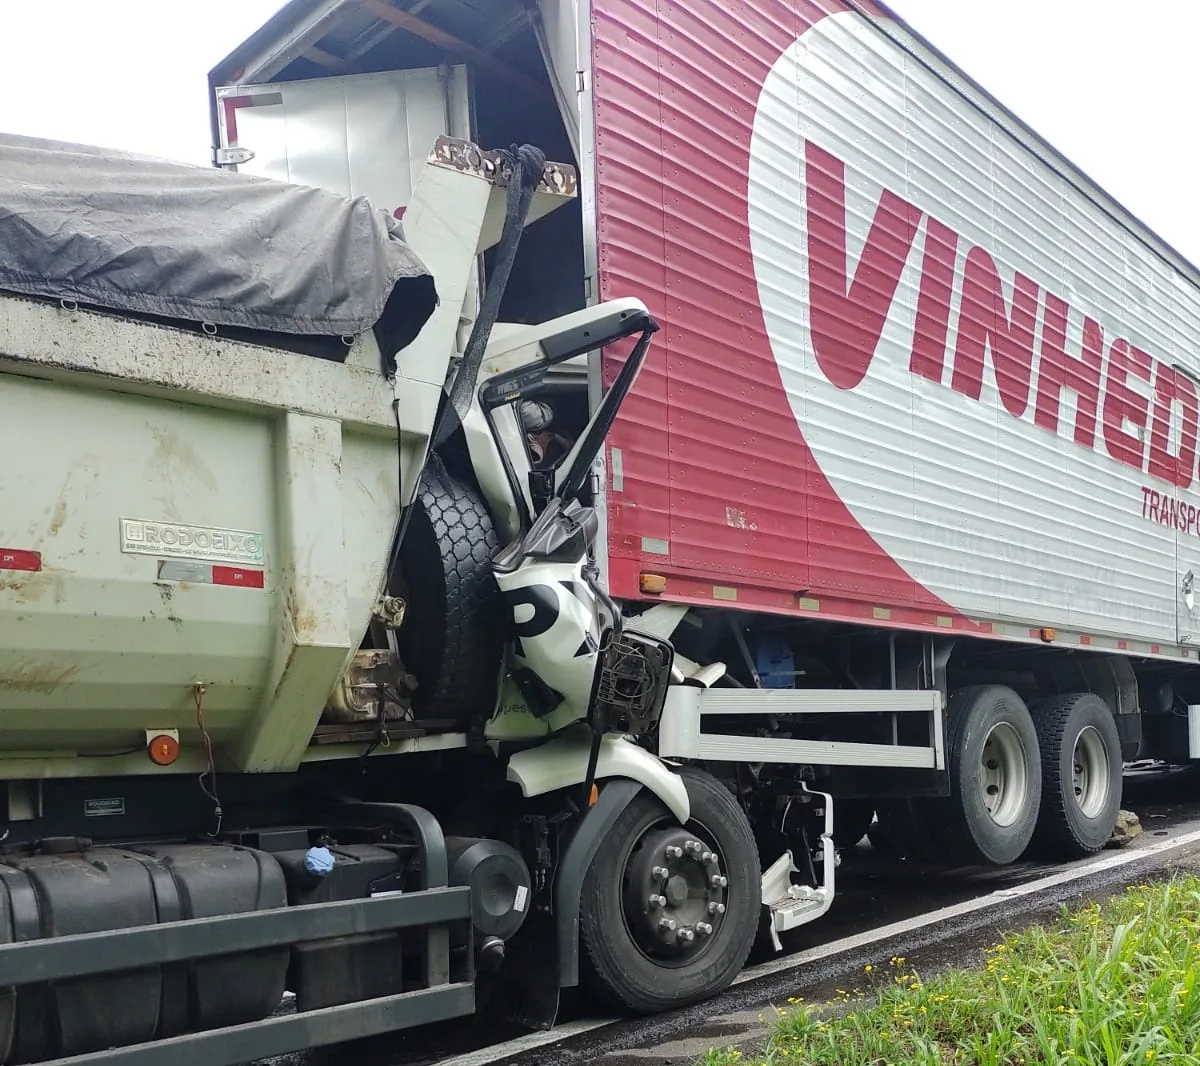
<box><xmin>433</xmin><ymin>819</ymin><xmax>1200</xmax><ymax>1066</ymax></box>
<box><xmin>433</xmin><ymin>1018</ymin><xmax>614</xmax><ymax>1066</ymax></box>
<box><xmin>734</xmin><ymin>820</ymin><xmax>1200</xmax><ymax>984</ymax></box>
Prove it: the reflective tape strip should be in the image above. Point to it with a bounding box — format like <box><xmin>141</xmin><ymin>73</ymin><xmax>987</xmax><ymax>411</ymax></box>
<box><xmin>158</xmin><ymin>560</ymin><xmax>265</xmax><ymax>588</ymax></box>
<box><xmin>0</xmin><ymin>549</ymin><xmax>40</xmax><ymax>573</ymax></box>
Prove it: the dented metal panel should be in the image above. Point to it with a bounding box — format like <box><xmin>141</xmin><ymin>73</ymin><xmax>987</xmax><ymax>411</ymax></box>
<box><xmin>592</xmin><ymin>0</ymin><xmax>1200</xmax><ymax>647</ymax></box>
<box><xmin>0</xmin><ymin>366</ymin><xmax>398</xmax><ymax>767</ymax></box>
<box><xmin>216</xmin><ymin>67</ymin><xmax>470</xmax><ymax>217</ymax></box>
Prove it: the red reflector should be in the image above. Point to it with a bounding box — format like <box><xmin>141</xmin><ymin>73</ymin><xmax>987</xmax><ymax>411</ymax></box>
<box><xmin>212</xmin><ymin>566</ymin><xmax>265</xmax><ymax>589</ymax></box>
<box><xmin>0</xmin><ymin>549</ymin><xmax>41</xmax><ymax>573</ymax></box>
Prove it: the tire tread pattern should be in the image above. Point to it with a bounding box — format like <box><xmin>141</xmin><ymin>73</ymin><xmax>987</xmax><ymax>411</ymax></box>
<box><xmin>578</xmin><ymin>767</ymin><xmax>761</xmax><ymax>1015</ymax></box>
<box><xmin>395</xmin><ymin>456</ymin><xmax>505</xmax><ymax>722</ymax></box>
<box><xmin>1029</xmin><ymin>693</ymin><xmax>1122</xmax><ymax>857</ymax></box>
<box><xmin>929</xmin><ymin>685</ymin><xmax>1041</xmax><ymax>865</ymax></box>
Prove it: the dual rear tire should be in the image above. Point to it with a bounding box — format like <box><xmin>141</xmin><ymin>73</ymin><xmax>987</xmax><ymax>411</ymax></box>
<box><xmin>1030</xmin><ymin>692</ymin><xmax>1123</xmax><ymax>856</ymax></box>
<box><xmin>879</xmin><ymin>686</ymin><xmax>1122</xmax><ymax>865</ymax></box>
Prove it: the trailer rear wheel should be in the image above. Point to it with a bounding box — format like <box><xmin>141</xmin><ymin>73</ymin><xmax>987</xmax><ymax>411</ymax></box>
<box><xmin>1030</xmin><ymin>693</ymin><xmax>1122</xmax><ymax>856</ymax></box>
<box><xmin>578</xmin><ymin>768</ymin><xmax>760</xmax><ymax>1014</ymax></box>
<box><xmin>393</xmin><ymin>456</ymin><xmax>505</xmax><ymax>724</ymax></box>
<box><xmin>939</xmin><ymin>686</ymin><xmax>1041</xmax><ymax>865</ymax></box>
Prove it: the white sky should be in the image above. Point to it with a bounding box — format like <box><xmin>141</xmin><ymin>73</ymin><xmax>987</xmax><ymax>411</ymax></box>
<box><xmin>0</xmin><ymin>0</ymin><xmax>1195</xmax><ymax>261</ymax></box>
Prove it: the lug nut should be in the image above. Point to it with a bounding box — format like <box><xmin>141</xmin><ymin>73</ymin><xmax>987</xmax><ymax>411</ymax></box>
<box><xmin>665</xmin><ymin>845</ymin><xmax>683</xmax><ymax>859</ymax></box>
<box><xmin>697</xmin><ymin>922</ymin><xmax>713</xmax><ymax>936</ymax></box>
<box><xmin>710</xmin><ymin>874</ymin><xmax>728</xmax><ymax>889</ymax></box>
<box><xmin>652</xmin><ymin>865</ymin><xmax>669</xmax><ymax>879</ymax></box>
<box><xmin>658</xmin><ymin>917</ymin><xmax>677</xmax><ymax>932</ymax></box>
<box><xmin>679</xmin><ymin>927</ymin><xmax>696</xmax><ymax>943</ymax></box>
<box><xmin>709</xmin><ymin>901</ymin><xmax>726</xmax><ymax>915</ymax></box>
<box><xmin>685</xmin><ymin>840</ymin><xmax>702</xmax><ymax>854</ymax></box>
<box><xmin>704</xmin><ymin>851</ymin><xmax>719</xmax><ymax>866</ymax></box>
<box><xmin>648</xmin><ymin>894</ymin><xmax>666</xmax><ymax>908</ymax></box>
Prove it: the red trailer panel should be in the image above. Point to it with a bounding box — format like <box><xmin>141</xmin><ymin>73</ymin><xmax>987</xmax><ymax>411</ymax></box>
<box><xmin>594</xmin><ymin>0</ymin><xmax>936</xmax><ymax>621</ymax></box>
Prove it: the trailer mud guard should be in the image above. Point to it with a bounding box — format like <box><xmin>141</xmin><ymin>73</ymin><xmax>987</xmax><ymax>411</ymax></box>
<box><xmin>553</xmin><ymin>777</ymin><xmax>642</xmax><ymax>988</ymax></box>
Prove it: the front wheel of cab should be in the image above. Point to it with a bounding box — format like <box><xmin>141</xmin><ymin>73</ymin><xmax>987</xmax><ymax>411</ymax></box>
<box><xmin>578</xmin><ymin>767</ymin><xmax>761</xmax><ymax>1014</ymax></box>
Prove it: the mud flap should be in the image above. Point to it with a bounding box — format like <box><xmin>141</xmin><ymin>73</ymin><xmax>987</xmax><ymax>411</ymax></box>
<box><xmin>477</xmin><ymin>909</ymin><xmax>561</xmax><ymax>1031</ymax></box>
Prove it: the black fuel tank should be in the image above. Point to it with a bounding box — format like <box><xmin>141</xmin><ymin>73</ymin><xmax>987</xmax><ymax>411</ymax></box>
<box><xmin>0</xmin><ymin>843</ymin><xmax>288</xmax><ymax>1063</ymax></box>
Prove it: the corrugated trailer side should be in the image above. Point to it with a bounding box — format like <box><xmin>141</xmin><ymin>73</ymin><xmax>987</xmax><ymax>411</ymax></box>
<box><xmin>593</xmin><ymin>0</ymin><xmax>1200</xmax><ymax>655</ymax></box>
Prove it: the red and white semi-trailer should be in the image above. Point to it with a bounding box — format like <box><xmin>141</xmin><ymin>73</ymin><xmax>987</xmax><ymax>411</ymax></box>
<box><xmin>0</xmin><ymin>0</ymin><xmax>1192</xmax><ymax>1062</ymax></box>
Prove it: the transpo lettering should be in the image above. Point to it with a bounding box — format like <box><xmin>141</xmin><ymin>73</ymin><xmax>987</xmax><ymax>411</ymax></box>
<box><xmin>1143</xmin><ymin>487</ymin><xmax>1200</xmax><ymax>536</ymax></box>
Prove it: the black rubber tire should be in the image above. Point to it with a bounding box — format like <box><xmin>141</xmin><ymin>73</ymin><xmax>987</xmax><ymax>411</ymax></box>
<box><xmin>1029</xmin><ymin>693</ymin><xmax>1123</xmax><ymax>857</ymax></box>
<box><xmin>578</xmin><ymin>767</ymin><xmax>761</xmax><ymax>1014</ymax></box>
<box><xmin>937</xmin><ymin>685</ymin><xmax>1042</xmax><ymax>866</ymax></box>
<box><xmin>393</xmin><ymin>456</ymin><xmax>505</xmax><ymax>723</ymax></box>
<box><xmin>868</xmin><ymin>799</ymin><xmax>941</xmax><ymax>861</ymax></box>
<box><xmin>832</xmin><ymin>799</ymin><xmax>875</xmax><ymax>850</ymax></box>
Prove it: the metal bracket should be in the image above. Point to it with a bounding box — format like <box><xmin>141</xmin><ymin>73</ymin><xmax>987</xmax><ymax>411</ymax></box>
<box><xmin>374</xmin><ymin>595</ymin><xmax>407</xmax><ymax>629</ymax></box>
<box><xmin>213</xmin><ymin>146</ymin><xmax>255</xmax><ymax>167</ymax></box>
<box><xmin>761</xmin><ymin>782</ymin><xmax>836</xmax><ymax>952</ymax></box>
<box><xmin>333</xmin><ymin>800</ymin><xmax>453</xmax><ymax>987</ymax></box>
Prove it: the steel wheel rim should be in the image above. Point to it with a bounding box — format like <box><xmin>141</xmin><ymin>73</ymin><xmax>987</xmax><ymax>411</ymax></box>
<box><xmin>979</xmin><ymin>722</ymin><xmax>1028</xmax><ymax>827</ymax></box>
<box><xmin>620</xmin><ymin>820</ymin><xmax>728</xmax><ymax>967</ymax></box>
<box><xmin>1073</xmin><ymin>725</ymin><xmax>1110</xmax><ymax>819</ymax></box>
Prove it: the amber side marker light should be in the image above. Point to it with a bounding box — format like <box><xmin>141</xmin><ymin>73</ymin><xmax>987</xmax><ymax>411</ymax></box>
<box><xmin>588</xmin><ymin>784</ymin><xmax>599</xmax><ymax>808</ymax></box>
<box><xmin>640</xmin><ymin>573</ymin><xmax>667</xmax><ymax>595</ymax></box>
<box><xmin>147</xmin><ymin>732</ymin><xmax>181</xmax><ymax>766</ymax></box>
<box><xmin>1040</xmin><ymin>627</ymin><xmax>1057</xmax><ymax>643</ymax></box>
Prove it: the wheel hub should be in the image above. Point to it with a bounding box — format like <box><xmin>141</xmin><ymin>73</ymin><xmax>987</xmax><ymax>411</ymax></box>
<box><xmin>665</xmin><ymin>873</ymin><xmax>689</xmax><ymax>906</ymax></box>
<box><xmin>979</xmin><ymin>721</ymin><xmax>1029</xmax><ymax>828</ymax></box>
<box><xmin>623</xmin><ymin>827</ymin><xmax>727</xmax><ymax>959</ymax></box>
<box><xmin>1072</xmin><ymin>725</ymin><xmax>1111</xmax><ymax>818</ymax></box>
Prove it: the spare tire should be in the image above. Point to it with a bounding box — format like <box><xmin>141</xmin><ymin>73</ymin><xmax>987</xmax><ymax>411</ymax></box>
<box><xmin>392</xmin><ymin>456</ymin><xmax>506</xmax><ymax>724</ymax></box>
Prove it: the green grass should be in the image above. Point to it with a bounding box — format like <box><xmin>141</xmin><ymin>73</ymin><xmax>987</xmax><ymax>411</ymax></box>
<box><xmin>701</xmin><ymin>874</ymin><xmax>1200</xmax><ymax>1066</ymax></box>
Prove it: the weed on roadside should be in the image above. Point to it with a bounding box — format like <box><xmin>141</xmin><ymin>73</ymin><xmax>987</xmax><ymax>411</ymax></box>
<box><xmin>708</xmin><ymin>875</ymin><xmax>1200</xmax><ymax>1066</ymax></box>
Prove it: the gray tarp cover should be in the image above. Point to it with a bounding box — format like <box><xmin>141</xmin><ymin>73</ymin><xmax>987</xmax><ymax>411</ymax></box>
<box><xmin>0</xmin><ymin>133</ymin><xmax>436</xmax><ymax>340</ymax></box>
